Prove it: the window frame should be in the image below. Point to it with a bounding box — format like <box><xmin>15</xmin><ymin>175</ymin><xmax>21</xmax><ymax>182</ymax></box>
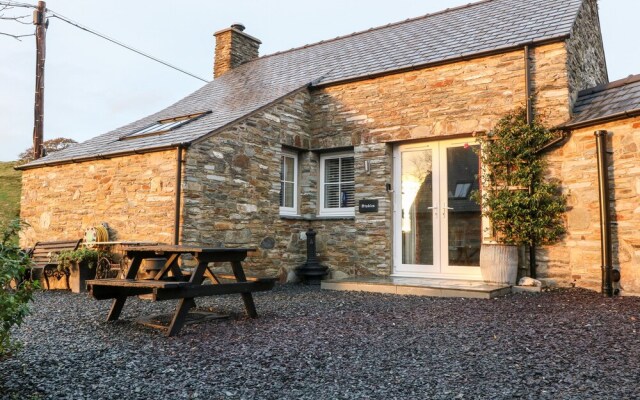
<box><xmin>119</xmin><ymin>111</ymin><xmax>211</xmax><ymax>141</ymax></box>
<box><xmin>279</xmin><ymin>149</ymin><xmax>299</xmax><ymax>216</ymax></box>
<box><xmin>319</xmin><ymin>151</ymin><xmax>356</xmax><ymax>217</ymax></box>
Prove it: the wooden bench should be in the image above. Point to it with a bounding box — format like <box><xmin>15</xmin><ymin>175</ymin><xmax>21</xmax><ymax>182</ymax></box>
<box><xmin>89</xmin><ymin>278</ymin><xmax>275</xmax><ymax>301</ymax></box>
<box><xmin>28</xmin><ymin>239</ymin><xmax>82</xmax><ymax>290</ymax></box>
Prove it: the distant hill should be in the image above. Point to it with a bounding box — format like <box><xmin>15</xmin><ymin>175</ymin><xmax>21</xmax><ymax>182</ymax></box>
<box><xmin>0</xmin><ymin>161</ymin><xmax>21</xmax><ymax>227</ymax></box>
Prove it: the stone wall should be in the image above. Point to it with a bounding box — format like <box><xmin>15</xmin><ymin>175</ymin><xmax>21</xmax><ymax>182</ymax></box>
<box><xmin>20</xmin><ymin>151</ymin><xmax>179</xmax><ymax>247</ymax></box>
<box><xmin>543</xmin><ymin>116</ymin><xmax>640</xmax><ymax>294</ymax></box>
<box><xmin>528</xmin><ymin>42</ymin><xmax>574</xmax><ymax>126</ymax></box>
<box><xmin>311</xmin><ymin>43</ymin><xmax>576</xmax><ymax>145</ymax></box>
<box><xmin>311</xmin><ymin>50</ymin><xmax>527</xmax><ymax>145</ymax></box>
<box><xmin>565</xmin><ymin>0</ymin><xmax>609</xmax><ymax>106</ymax></box>
<box><xmin>352</xmin><ymin>142</ymin><xmax>394</xmax><ymax>275</ymax></box>
<box><xmin>181</xmin><ymin>90</ymin><xmax>316</xmax><ymax>276</ymax></box>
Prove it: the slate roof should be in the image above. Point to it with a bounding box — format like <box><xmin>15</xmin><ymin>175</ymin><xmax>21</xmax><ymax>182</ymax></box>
<box><xmin>568</xmin><ymin>75</ymin><xmax>640</xmax><ymax>127</ymax></box>
<box><xmin>22</xmin><ymin>0</ymin><xmax>584</xmax><ymax>168</ymax></box>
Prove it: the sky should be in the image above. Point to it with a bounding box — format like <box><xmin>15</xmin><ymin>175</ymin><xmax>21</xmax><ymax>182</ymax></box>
<box><xmin>0</xmin><ymin>0</ymin><xmax>638</xmax><ymax>162</ymax></box>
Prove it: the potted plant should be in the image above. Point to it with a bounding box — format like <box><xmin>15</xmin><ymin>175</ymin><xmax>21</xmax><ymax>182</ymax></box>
<box><xmin>472</xmin><ymin>107</ymin><xmax>566</xmax><ymax>284</ymax></box>
<box><xmin>56</xmin><ymin>247</ymin><xmax>105</xmax><ymax>293</ymax></box>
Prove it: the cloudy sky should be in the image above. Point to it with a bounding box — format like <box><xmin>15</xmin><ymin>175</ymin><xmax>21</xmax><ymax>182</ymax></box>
<box><xmin>0</xmin><ymin>0</ymin><xmax>638</xmax><ymax>161</ymax></box>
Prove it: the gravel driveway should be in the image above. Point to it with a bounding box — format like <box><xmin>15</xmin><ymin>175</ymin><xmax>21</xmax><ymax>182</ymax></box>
<box><xmin>1</xmin><ymin>285</ymin><xmax>639</xmax><ymax>399</ymax></box>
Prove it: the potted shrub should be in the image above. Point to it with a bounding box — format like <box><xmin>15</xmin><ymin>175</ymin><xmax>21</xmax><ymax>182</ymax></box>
<box><xmin>57</xmin><ymin>247</ymin><xmax>105</xmax><ymax>293</ymax></box>
<box><xmin>473</xmin><ymin>107</ymin><xmax>566</xmax><ymax>284</ymax></box>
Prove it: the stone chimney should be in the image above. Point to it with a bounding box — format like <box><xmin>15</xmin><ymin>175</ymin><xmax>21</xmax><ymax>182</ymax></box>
<box><xmin>213</xmin><ymin>23</ymin><xmax>261</xmax><ymax>78</ymax></box>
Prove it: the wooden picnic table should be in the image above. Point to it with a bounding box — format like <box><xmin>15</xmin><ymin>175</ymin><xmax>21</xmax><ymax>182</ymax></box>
<box><xmin>86</xmin><ymin>245</ymin><xmax>275</xmax><ymax>336</ymax></box>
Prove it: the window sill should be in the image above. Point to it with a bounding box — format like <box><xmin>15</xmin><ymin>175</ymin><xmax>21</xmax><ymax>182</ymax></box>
<box><xmin>280</xmin><ymin>215</ymin><xmax>355</xmax><ymax>221</ymax></box>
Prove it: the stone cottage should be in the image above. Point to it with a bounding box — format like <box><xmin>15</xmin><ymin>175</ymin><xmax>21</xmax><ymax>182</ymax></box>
<box><xmin>18</xmin><ymin>0</ymin><xmax>640</xmax><ymax>294</ymax></box>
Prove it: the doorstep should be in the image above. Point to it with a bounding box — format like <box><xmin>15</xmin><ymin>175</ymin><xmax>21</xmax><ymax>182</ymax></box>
<box><xmin>321</xmin><ymin>276</ymin><xmax>511</xmax><ymax>299</ymax></box>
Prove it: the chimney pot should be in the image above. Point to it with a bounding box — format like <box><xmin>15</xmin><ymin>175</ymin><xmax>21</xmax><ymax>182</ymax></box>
<box><xmin>231</xmin><ymin>23</ymin><xmax>245</xmax><ymax>32</ymax></box>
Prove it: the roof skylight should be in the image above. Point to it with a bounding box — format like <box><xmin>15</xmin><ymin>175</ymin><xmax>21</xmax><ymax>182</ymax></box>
<box><xmin>120</xmin><ymin>111</ymin><xmax>210</xmax><ymax>140</ymax></box>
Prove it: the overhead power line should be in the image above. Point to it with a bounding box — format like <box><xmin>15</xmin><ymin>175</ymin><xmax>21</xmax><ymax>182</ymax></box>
<box><xmin>48</xmin><ymin>11</ymin><xmax>210</xmax><ymax>83</ymax></box>
<box><xmin>0</xmin><ymin>0</ymin><xmax>210</xmax><ymax>83</ymax></box>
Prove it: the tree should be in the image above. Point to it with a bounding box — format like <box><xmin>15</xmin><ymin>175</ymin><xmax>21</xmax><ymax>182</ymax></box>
<box><xmin>16</xmin><ymin>137</ymin><xmax>77</xmax><ymax>165</ymax></box>
<box><xmin>0</xmin><ymin>4</ymin><xmax>35</xmax><ymax>41</ymax></box>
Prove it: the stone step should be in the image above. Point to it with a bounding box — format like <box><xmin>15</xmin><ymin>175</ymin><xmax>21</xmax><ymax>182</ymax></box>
<box><xmin>321</xmin><ymin>277</ymin><xmax>511</xmax><ymax>299</ymax></box>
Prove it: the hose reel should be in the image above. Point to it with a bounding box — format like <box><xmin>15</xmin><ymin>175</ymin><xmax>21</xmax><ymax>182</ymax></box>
<box><xmin>84</xmin><ymin>223</ymin><xmax>110</xmax><ymax>246</ymax></box>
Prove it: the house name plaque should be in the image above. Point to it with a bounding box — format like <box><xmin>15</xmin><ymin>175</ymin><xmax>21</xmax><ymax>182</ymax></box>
<box><xmin>358</xmin><ymin>199</ymin><xmax>379</xmax><ymax>213</ymax></box>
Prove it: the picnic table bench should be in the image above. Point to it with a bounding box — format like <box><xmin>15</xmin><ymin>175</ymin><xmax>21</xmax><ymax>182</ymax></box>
<box><xmin>28</xmin><ymin>239</ymin><xmax>83</xmax><ymax>290</ymax></box>
<box><xmin>86</xmin><ymin>245</ymin><xmax>275</xmax><ymax>336</ymax></box>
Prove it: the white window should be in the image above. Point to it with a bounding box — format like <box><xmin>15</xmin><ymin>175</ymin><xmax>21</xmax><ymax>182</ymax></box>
<box><xmin>319</xmin><ymin>152</ymin><xmax>355</xmax><ymax>216</ymax></box>
<box><xmin>280</xmin><ymin>150</ymin><xmax>298</xmax><ymax>215</ymax></box>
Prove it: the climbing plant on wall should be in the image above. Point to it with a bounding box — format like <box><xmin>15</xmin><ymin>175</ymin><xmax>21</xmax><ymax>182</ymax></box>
<box><xmin>473</xmin><ymin>107</ymin><xmax>566</xmax><ymax>246</ymax></box>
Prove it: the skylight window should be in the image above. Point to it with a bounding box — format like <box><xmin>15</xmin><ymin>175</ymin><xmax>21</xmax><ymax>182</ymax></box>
<box><xmin>120</xmin><ymin>111</ymin><xmax>210</xmax><ymax>140</ymax></box>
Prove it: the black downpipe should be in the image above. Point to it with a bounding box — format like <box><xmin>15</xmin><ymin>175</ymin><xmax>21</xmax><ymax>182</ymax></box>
<box><xmin>524</xmin><ymin>45</ymin><xmax>537</xmax><ymax>279</ymax></box>
<box><xmin>595</xmin><ymin>130</ymin><xmax>614</xmax><ymax>297</ymax></box>
<box><xmin>524</xmin><ymin>45</ymin><xmax>533</xmax><ymax>127</ymax></box>
<box><xmin>174</xmin><ymin>146</ymin><xmax>184</xmax><ymax>245</ymax></box>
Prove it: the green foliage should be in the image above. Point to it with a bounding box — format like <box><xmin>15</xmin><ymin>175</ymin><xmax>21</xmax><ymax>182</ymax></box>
<box><xmin>56</xmin><ymin>247</ymin><xmax>102</xmax><ymax>270</ymax></box>
<box><xmin>473</xmin><ymin>107</ymin><xmax>566</xmax><ymax>246</ymax></box>
<box><xmin>0</xmin><ymin>219</ymin><xmax>37</xmax><ymax>359</ymax></box>
<box><xmin>0</xmin><ymin>162</ymin><xmax>22</xmax><ymax>234</ymax></box>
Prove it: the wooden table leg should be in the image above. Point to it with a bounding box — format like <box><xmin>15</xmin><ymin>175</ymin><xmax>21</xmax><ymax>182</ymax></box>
<box><xmin>164</xmin><ymin>259</ymin><xmax>207</xmax><ymax>336</ymax></box>
<box><xmin>108</xmin><ymin>256</ymin><xmax>143</xmax><ymax>321</ymax></box>
<box><xmin>107</xmin><ymin>296</ymin><xmax>127</xmax><ymax>321</ymax></box>
<box><xmin>124</xmin><ymin>256</ymin><xmax>143</xmax><ymax>279</ymax></box>
<box><xmin>153</xmin><ymin>253</ymin><xmax>180</xmax><ymax>280</ymax></box>
<box><xmin>204</xmin><ymin>267</ymin><xmax>220</xmax><ymax>284</ymax></box>
<box><xmin>231</xmin><ymin>261</ymin><xmax>258</xmax><ymax>318</ymax></box>
<box><xmin>167</xmin><ymin>297</ymin><xmax>195</xmax><ymax>337</ymax></box>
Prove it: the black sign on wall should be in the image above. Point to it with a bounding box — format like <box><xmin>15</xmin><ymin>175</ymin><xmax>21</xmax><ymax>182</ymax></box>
<box><xmin>358</xmin><ymin>199</ymin><xmax>379</xmax><ymax>213</ymax></box>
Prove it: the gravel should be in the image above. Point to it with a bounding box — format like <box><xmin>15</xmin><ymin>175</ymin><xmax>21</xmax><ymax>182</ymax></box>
<box><xmin>1</xmin><ymin>285</ymin><xmax>640</xmax><ymax>399</ymax></box>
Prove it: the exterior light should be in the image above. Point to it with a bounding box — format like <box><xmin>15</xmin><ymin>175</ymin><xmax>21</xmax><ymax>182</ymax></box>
<box><xmin>364</xmin><ymin>160</ymin><xmax>371</xmax><ymax>174</ymax></box>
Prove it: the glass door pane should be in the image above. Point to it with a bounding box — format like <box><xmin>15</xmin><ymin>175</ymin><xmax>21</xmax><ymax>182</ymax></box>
<box><xmin>445</xmin><ymin>145</ymin><xmax>481</xmax><ymax>266</ymax></box>
<box><xmin>401</xmin><ymin>149</ymin><xmax>435</xmax><ymax>265</ymax></box>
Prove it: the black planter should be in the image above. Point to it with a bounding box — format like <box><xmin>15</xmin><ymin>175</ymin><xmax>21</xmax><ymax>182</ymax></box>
<box><xmin>69</xmin><ymin>261</ymin><xmax>97</xmax><ymax>293</ymax></box>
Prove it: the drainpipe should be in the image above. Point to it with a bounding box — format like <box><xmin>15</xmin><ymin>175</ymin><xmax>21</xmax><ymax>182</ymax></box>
<box><xmin>595</xmin><ymin>130</ymin><xmax>613</xmax><ymax>297</ymax></box>
<box><xmin>524</xmin><ymin>45</ymin><xmax>533</xmax><ymax>127</ymax></box>
<box><xmin>524</xmin><ymin>45</ymin><xmax>537</xmax><ymax>279</ymax></box>
<box><xmin>174</xmin><ymin>145</ymin><xmax>184</xmax><ymax>245</ymax></box>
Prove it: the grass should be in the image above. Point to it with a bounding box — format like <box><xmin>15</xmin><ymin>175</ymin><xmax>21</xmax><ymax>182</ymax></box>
<box><xmin>0</xmin><ymin>161</ymin><xmax>21</xmax><ymax>227</ymax></box>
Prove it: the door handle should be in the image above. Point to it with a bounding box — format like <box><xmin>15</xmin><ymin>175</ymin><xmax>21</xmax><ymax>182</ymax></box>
<box><xmin>427</xmin><ymin>206</ymin><xmax>438</xmax><ymax>210</ymax></box>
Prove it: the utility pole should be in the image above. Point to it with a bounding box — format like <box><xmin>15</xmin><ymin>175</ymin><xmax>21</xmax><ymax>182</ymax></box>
<box><xmin>32</xmin><ymin>1</ymin><xmax>47</xmax><ymax>160</ymax></box>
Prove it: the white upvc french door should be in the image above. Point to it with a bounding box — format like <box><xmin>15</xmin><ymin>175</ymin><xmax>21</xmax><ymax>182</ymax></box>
<box><xmin>393</xmin><ymin>138</ymin><xmax>482</xmax><ymax>280</ymax></box>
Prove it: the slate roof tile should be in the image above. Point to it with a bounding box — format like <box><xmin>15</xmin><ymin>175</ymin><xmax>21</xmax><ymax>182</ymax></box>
<box><xmin>569</xmin><ymin>75</ymin><xmax>640</xmax><ymax>125</ymax></box>
<box><xmin>24</xmin><ymin>0</ymin><xmax>584</xmax><ymax>168</ymax></box>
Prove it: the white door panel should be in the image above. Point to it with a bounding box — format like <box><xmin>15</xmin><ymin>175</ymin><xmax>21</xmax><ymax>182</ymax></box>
<box><xmin>393</xmin><ymin>139</ymin><xmax>482</xmax><ymax>280</ymax></box>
